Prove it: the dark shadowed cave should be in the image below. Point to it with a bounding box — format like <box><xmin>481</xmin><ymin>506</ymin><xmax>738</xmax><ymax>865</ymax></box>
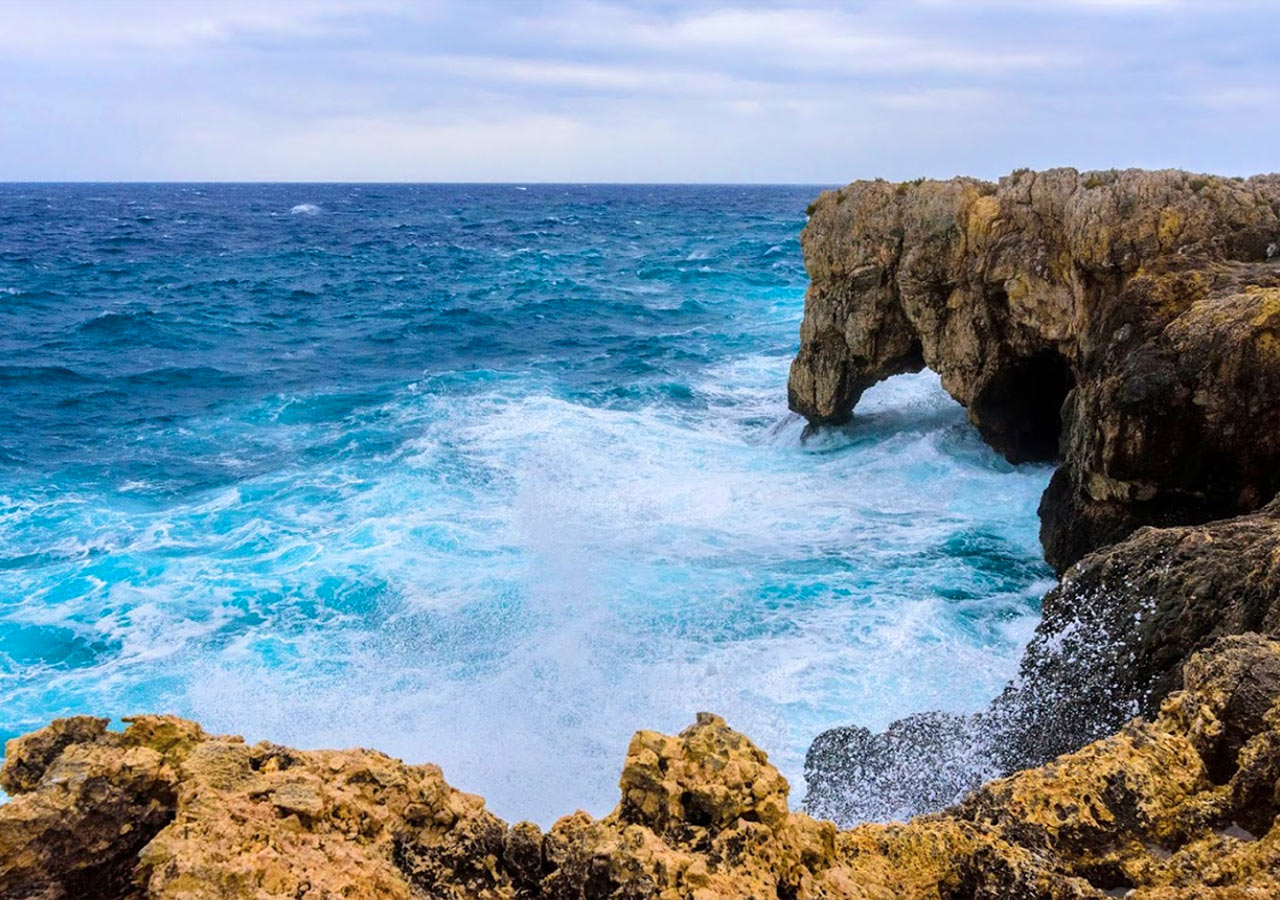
<box><xmin>973</xmin><ymin>350</ymin><xmax>1076</xmax><ymax>464</ymax></box>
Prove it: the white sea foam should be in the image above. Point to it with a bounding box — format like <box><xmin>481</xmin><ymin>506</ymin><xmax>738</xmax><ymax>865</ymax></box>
<box><xmin>0</xmin><ymin>359</ymin><xmax>1050</xmax><ymax>825</ymax></box>
<box><xmin>290</xmin><ymin>203</ymin><xmax>321</xmax><ymax>215</ymax></box>
<box><xmin>175</xmin><ymin>369</ymin><xmax>1048</xmax><ymax>821</ymax></box>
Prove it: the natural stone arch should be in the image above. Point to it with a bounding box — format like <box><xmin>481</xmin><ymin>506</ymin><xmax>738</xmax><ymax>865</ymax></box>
<box><xmin>790</xmin><ymin>167</ymin><xmax>1280</xmax><ymax>571</ymax></box>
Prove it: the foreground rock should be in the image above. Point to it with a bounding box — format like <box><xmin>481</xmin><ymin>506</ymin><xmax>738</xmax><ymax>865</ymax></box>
<box><xmin>789</xmin><ymin>167</ymin><xmax>1280</xmax><ymax>572</ymax></box>
<box><xmin>806</xmin><ymin>495</ymin><xmax>1280</xmax><ymax>825</ymax></box>
<box><xmin>998</xmin><ymin>494</ymin><xmax>1280</xmax><ymax>769</ymax></box>
<box><xmin>7</xmin><ymin>637</ymin><xmax>1280</xmax><ymax>899</ymax></box>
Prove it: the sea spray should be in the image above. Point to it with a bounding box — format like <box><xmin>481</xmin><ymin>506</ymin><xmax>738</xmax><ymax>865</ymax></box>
<box><xmin>0</xmin><ymin>184</ymin><xmax>1052</xmax><ymax>823</ymax></box>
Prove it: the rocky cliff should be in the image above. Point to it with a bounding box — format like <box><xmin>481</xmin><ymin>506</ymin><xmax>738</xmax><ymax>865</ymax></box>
<box><xmin>6</xmin><ymin>635</ymin><xmax>1280</xmax><ymax>900</ymax></box>
<box><xmin>805</xmin><ymin>495</ymin><xmax>1280</xmax><ymax>825</ymax></box>
<box><xmin>788</xmin><ymin>168</ymin><xmax>1280</xmax><ymax>571</ymax></box>
<box><xmin>997</xmin><ymin>494</ymin><xmax>1280</xmax><ymax>769</ymax></box>
<box><xmin>793</xmin><ymin>168</ymin><xmax>1280</xmax><ymax>827</ymax></box>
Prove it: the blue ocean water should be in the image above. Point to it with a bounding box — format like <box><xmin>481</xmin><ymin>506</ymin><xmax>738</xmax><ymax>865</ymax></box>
<box><xmin>0</xmin><ymin>184</ymin><xmax>1052</xmax><ymax>823</ymax></box>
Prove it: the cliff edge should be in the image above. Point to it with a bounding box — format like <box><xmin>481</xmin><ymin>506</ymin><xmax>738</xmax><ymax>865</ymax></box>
<box><xmin>793</xmin><ymin>168</ymin><xmax>1280</xmax><ymax>826</ymax></box>
<box><xmin>788</xmin><ymin>168</ymin><xmax>1280</xmax><ymax>571</ymax></box>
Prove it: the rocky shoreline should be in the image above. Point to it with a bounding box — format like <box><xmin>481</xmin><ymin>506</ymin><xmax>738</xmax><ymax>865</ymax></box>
<box><xmin>4</xmin><ymin>635</ymin><xmax>1280</xmax><ymax>898</ymax></box>
<box><xmin>789</xmin><ymin>168</ymin><xmax>1280</xmax><ymax>573</ymax></box>
<box><xmin>794</xmin><ymin>169</ymin><xmax>1280</xmax><ymax>830</ymax></box>
<box><xmin>6</xmin><ymin>167</ymin><xmax>1280</xmax><ymax>898</ymax></box>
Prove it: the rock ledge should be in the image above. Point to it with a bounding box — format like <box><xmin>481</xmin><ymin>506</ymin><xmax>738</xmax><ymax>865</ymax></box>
<box><xmin>7</xmin><ymin>637</ymin><xmax>1280</xmax><ymax>899</ymax></box>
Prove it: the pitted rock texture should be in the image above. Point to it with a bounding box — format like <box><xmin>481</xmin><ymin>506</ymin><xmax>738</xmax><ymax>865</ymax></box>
<box><xmin>806</xmin><ymin>495</ymin><xmax>1280</xmax><ymax>826</ymax></box>
<box><xmin>996</xmin><ymin>493</ymin><xmax>1280</xmax><ymax>771</ymax></box>
<box><xmin>9</xmin><ymin>638</ymin><xmax>1280</xmax><ymax>899</ymax></box>
<box><xmin>789</xmin><ymin>167</ymin><xmax>1280</xmax><ymax>571</ymax></box>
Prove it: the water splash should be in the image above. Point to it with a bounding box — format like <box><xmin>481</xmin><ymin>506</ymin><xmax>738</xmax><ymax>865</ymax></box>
<box><xmin>0</xmin><ymin>184</ymin><xmax>1052</xmax><ymax>823</ymax></box>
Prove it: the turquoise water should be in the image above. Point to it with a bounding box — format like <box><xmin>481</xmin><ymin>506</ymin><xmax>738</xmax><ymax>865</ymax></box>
<box><xmin>0</xmin><ymin>184</ymin><xmax>1052</xmax><ymax>822</ymax></box>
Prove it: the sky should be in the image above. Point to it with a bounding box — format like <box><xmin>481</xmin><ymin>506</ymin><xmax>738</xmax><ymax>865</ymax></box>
<box><xmin>0</xmin><ymin>0</ymin><xmax>1277</xmax><ymax>183</ymax></box>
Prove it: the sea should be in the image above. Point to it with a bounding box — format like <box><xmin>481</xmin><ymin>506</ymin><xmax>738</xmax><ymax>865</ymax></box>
<box><xmin>0</xmin><ymin>184</ymin><xmax>1053</xmax><ymax>823</ymax></box>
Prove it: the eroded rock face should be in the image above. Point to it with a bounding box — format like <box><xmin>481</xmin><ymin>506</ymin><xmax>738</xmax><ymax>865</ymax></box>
<box><xmin>7</xmin><ymin>638</ymin><xmax>1280</xmax><ymax>898</ymax></box>
<box><xmin>996</xmin><ymin>494</ymin><xmax>1280</xmax><ymax>771</ymax></box>
<box><xmin>805</xmin><ymin>496</ymin><xmax>1280</xmax><ymax>826</ymax></box>
<box><xmin>789</xmin><ymin>168</ymin><xmax>1280</xmax><ymax>571</ymax></box>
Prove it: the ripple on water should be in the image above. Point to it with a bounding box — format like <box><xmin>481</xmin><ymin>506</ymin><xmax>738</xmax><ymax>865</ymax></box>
<box><xmin>0</xmin><ymin>185</ymin><xmax>1051</xmax><ymax>823</ymax></box>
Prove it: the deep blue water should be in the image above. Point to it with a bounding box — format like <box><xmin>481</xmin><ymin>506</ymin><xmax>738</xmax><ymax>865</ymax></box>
<box><xmin>0</xmin><ymin>184</ymin><xmax>1052</xmax><ymax>822</ymax></box>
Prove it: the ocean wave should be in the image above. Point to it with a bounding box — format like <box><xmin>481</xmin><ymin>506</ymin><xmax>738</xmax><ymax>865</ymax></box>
<box><xmin>0</xmin><ymin>183</ymin><xmax>1049</xmax><ymax>826</ymax></box>
<box><xmin>0</xmin><ymin>364</ymin><xmax>93</xmax><ymax>385</ymax></box>
<box><xmin>75</xmin><ymin>308</ymin><xmax>174</xmax><ymax>337</ymax></box>
<box><xmin>290</xmin><ymin>203</ymin><xmax>321</xmax><ymax>215</ymax></box>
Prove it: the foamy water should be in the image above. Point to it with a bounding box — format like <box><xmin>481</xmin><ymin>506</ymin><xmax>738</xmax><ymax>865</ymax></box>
<box><xmin>0</xmin><ymin>184</ymin><xmax>1051</xmax><ymax>822</ymax></box>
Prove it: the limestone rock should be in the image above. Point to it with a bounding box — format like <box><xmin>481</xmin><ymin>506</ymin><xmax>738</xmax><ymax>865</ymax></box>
<box><xmin>8</xmin><ymin>639</ymin><xmax>1280</xmax><ymax>897</ymax></box>
<box><xmin>0</xmin><ymin>716</ymin><xmax>200</xmax><ymax>900</ymax></box>
<box><xmin>788</xmin><ymin>168</ymin><xmax>1280</xmax><ymax>572</ymax></box>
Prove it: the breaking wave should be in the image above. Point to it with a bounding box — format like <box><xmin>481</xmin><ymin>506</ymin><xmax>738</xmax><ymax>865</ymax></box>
<box><xmin>0</xmin><ymin>184</ymin><xmax>1052</xmax><ymax>822</ymax></box>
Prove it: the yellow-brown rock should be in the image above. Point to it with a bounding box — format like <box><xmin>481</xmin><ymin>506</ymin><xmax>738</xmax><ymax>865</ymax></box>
<box><xmin>6</xmin><ymin>636</ymin><xmax>1280</xmax><ymax>899</ymax></box>
<box><xmin>788</xmin><ymin>168</ymin><xmax>1280</xmax><ymax>573</ymax></box>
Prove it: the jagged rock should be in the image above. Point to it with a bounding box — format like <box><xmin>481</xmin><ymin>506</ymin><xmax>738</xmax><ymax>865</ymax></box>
<box><xmin>788</xmin><ymin>167</ymin><xmax>1280</xmax><ymax>572</ymax></box>
<box><xmin>967</xmin><ymin>634</ymin><xmax>1280</xmax><ymax>897</ymax></box>
<box><xmin>805</xmin><ymin>496</ymin><xmax>1280</xmax><ymax>826</ymax></box>
<box><xmin>993</xmin><ymin>494</ymin><xmax>1280</xmax><ymax>772</ymax></box>
<box><xmin>803</xmin><ymin>711</ymin><xmax>996</xmax><ymax>825</ymax></box>
<box><xmin>0</xmin><ymin>717</ymin><xmax>197</xmax><ymax>900</ymax></box>
<box><xmin>7</xmin><ymin>638</ymin><xmax>1280</xmax><ymax>898</ymax></box>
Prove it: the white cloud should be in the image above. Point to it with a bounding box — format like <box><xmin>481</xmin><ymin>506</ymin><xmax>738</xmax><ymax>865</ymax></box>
<box><xmin>393</xmin><ymin>54</ymin><xmax>752</xmax><ymax>95</ymax></box>
<box><xmin>520</xmin><ymin>3</ymin><xmax>1073</xmax><ymax>74</ymax></box>
<box><xmin>0</xmin><ymin>0</ymin><xmax>408</xmax><ymax>58</ymax></box>
<box><xmin>0</xmin><ymin>0</ymin><xmax>1276</xmax><ymax>180</ymax></box>
<box><xmin>1186</xmin><ymin>86</ymin><xmax>1280</xmax><ymax>109</ymax></box>
<box><xmin>869</xmin><ymin>87</ymin><xmax>996</xmax><ymax>110</ymax></box>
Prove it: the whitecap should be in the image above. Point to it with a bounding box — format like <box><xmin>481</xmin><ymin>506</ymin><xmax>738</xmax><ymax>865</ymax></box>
<box><xmin>290</xmin><ymin>204</ymin><xmax>321</xmax><ymax>216</ymax></box>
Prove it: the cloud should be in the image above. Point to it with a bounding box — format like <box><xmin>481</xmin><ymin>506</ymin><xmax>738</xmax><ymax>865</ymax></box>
<box><xmin>1185</xmin><ymin>86</ymin><xmax>1280</xmax><ymax>110</ymax></box>
<box><xmin>0</xmin><ymin>0</ymin><xmax>1276</xmax><ymax>181</ymax></box>
<box><xmin>393</xmin><ymin>54</ymin><xmax>752</xmax><ymax>96</ymax></box>
<box><xmin>518</xmin><ymin>3</ymin><xmax>1072</xmax><ymax>74</ymax></box>
<box><xmin>0</xmin><ymin>0</ymin><xmax>406</xmax><ymax>57</ymax></box>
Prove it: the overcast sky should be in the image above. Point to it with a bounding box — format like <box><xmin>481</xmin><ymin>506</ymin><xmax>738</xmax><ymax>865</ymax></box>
<box><xmin>1</xmin><ymin>0</ymin><xmax>1276</xmax><ymax>182</ymax></box>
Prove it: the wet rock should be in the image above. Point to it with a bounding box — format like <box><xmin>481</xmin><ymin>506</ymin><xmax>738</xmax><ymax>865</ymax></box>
<box><xmin>805</xmin><ymin>497</ymin><xmax>1280</xmax><ymax>826</ymax></box>
<box><xmin>804</xmin><ymin>711</ymin><xmax>996</xmax><ymax>825</ymax></box>
<box><xmin>789</xmin><ymin>168</ymin><xmax>1280</xmax><ymax>572</ymax></box>
<box><xmin>994</xmin><ymin>496</ymin><xmax>1280</xmax><ymax>773</ymax></box>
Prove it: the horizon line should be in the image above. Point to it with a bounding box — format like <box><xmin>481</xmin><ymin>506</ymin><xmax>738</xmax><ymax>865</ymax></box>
<box><xmin>0</xmin><ymin>180</ymin><xmax>844</xmax><ymax>187</ymax></box>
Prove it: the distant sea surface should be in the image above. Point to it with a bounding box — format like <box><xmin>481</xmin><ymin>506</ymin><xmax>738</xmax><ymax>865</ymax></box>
<box><xmin>0</xmin><ymin>184</ymin><xmax>1052</xmax><ymax>822</ymax></box>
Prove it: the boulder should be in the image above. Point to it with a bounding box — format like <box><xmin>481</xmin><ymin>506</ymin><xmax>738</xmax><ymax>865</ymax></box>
<box><xmin>8</xmin><ymin>639</ymin><xmax>1280</xmax><ymax>898</ymax></box>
